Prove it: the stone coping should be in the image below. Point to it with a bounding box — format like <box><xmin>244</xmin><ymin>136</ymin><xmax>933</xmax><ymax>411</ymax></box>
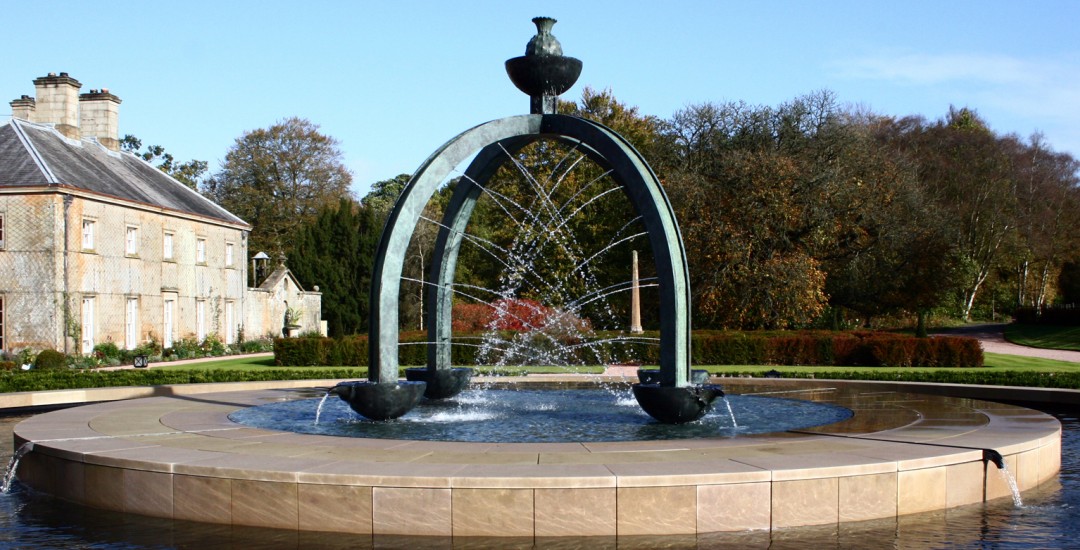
<box><xmin>9</xmin><ymin>378</ymin><xmax>1063</xmax><ymax>536</ymax></box>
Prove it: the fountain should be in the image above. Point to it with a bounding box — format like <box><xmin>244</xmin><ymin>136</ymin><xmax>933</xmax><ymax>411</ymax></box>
<box><xmin>335</xmin><ymin>16</ymin><xmax>723</xmax><ymax>423</ymax></box>
<box><xmin>1</xmin><ymin>16</ymin><xmax>1063</xmax><ymax>542</ymax></box>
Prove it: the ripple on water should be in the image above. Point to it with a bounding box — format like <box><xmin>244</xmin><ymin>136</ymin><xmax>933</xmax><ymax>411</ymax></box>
<box><xmin>228</xmin><ymin>388</ymin><xmax>853</xmax><ymax>443</ymax></box>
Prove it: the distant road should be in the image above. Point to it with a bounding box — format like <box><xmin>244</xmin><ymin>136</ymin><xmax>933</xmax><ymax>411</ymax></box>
<box><xmin>937</xmin><ymin>323</ymin><xmax>1080</xmax><ymax>364</ymax></box>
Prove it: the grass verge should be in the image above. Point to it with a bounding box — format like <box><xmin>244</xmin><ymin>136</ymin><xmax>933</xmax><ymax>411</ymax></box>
<box><xmin>2</xmin><ymin>352</ymin><xmax>1076</xmax><ymax>393</ymax></box>
<box><xmin>1005</xmin><ymin>324</ymin><xmax>1080</xmax><ymax>351</ymax></box>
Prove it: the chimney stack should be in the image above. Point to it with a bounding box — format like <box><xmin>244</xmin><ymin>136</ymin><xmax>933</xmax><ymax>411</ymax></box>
<box><xmin>79</xmin><ymin>88</ymin><xmax>122</xmax><ymax>151</ymax></box>
<box><xmin>32</xmin><ymin>72</ymin><xmax>82</xmax><ymax>140</ymax></box>
<box><xmin>9</xmin><ymin>95</ymin><xmax>36</xmax><ymax>121</ymax></box>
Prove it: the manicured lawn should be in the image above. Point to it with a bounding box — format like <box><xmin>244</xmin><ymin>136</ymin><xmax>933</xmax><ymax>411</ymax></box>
<box><xmin>5</xmin><ymin>348</ymin><xmax>1076</xmax><ymax>394</ymax></box>
<box><xmin>153</xmin><ymin>356</ymin><xmax>603</xmax><ymax>376</ymax></box>
<box><xmin>156</xmin><ymin>350</ymin><xmax>1077</xmax><ymax>374</ymax></box>
<box><xmin>154</xmin><ymin>355</ymin><xmax>281</xmax><ymax>370</ymax></box>
<box><xmin>699</xmin><ymin>352</ymin><xmax>1079</xmax><ymax>374</ymax></box>
<box><xmin>1005</xmin><ymin>324</ymin><xmax>1080</xmax><ymax>351</ymax></box>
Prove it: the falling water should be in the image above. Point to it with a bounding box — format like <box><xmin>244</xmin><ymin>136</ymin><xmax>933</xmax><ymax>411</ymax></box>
<box><xmin>453</xmin><ymin>146</ymin><xmax>642</xmax><ymax>369</ymax></box>
<box><xmin>722</xmin><ymin>397</ymin><xmax>738</xmax><ymax>428</ymax></box>
<box><xmin>313</xmin><ymin>391</ymin><xmax>331</xmax><ymax>426</ymax></box>
<box><xmin>997</xmin><ymin>463</ymin><xmax>1024</xmax><ymax>507</ymax></box>
<box><xmin>1</xmin><ymin>442</ymin><xmax>33</xmax><ymax>493</ymax></box>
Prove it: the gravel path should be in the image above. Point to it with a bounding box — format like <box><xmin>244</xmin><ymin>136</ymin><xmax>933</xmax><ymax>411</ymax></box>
<box><xmin>937</xmin><ymin>323</ymin><xmax>1080</xmax><ymax>364</ymax></box>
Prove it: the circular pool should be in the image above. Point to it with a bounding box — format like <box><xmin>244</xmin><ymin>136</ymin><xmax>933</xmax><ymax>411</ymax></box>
<box><xmin>230</xmin><ymin>387</ymin><xmax>853</xmax><ymax>442</ymax></box>
<box><xmin>8</xmin><ymin>377</ymin><xmax>1063</xmax><ymax>538</ymax></box>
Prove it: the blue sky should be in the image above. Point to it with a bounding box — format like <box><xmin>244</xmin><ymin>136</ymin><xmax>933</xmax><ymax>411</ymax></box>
<box><xmin>5</xmin><ymin>1</ymin><xmax>1078</xmax><ymax>198</ymax></box>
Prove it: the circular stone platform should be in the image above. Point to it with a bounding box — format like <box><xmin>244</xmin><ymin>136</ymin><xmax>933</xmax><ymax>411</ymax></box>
<box><xmin>10</xmin><ymin>378</ymin><xmax>1062</xmax><ymax>537</ymax></box>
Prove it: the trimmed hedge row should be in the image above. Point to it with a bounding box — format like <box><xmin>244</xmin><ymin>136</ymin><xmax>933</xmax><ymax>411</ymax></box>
<box><xmin>2</xmin><ymin>366</ymin><xmax>1077</xmax><ymax>394</ymax></box>
<box><xmin>0</xmin><ymin>368</ymin><xmax>367</xmax><ymax>393</ymax></box>
<box><xmin>1015</xmin><ymin>305</ymin><xmax>1080</xmax><ymax>326</ymax></box>
<box><xmin>744</xmin><ymin>369</ymin><xmax>1080</xmax><ymax>389</ymax></box>
<box><xmin>274</xmin><ymin>331</ymin><xmax>983</xmax><ymax>368</ymax></box>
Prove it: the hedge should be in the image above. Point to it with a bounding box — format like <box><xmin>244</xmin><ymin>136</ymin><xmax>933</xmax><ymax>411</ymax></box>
<box><xmin>740</xmin><ymin>369</ymin><xmax>1080</xmax><ymax>389</ymax></box>
<box><xmin>273</xmin><ymin>331</ymin><xmax>983</xmax><ymax>368</ymax></box>
<box><xmin>0</xmin><ymin>366</ymin><xmax>596</xmax><ymax>393</ymax></box>
<box><xmin>0</xmin><ymin>368</ymin><xmax>368</xmax><ymax>393</ymax></box>
<box><xmin>1015</xmin><ymin>305</ymin><xmax>1080</xmax><ymax>325</ymax></box>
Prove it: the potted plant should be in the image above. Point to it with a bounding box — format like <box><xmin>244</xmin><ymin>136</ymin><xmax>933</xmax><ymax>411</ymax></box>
<box><xmin>284</xmin><ymin>306</ymin><xmax>303</xmax><ymax>336</ymax></box>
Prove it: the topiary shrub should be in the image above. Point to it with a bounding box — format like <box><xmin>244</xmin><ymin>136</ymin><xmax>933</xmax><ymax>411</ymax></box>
<box><xmin>34</xmin><ymin>349</ymin><xmax>68</xmax><ymax>370</ymax></box>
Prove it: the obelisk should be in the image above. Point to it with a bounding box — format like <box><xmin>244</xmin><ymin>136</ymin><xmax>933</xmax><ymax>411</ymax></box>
<box><xmin>630</xmin><ymin>250</ymin><xmax>643</xmax><ymax>334</ymax></box>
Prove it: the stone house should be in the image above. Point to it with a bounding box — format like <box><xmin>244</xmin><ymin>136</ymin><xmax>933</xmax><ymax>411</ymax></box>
<box><xmin>0</xmin><ymin>73</ymin><xmax>322</xmax><ymax>355</ymax></box>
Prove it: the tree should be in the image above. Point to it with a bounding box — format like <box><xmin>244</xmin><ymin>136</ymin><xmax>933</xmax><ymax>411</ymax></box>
<box><xmin>204</xmin><ymin>117</ymin><xmax>353</xmax><ymax>255</ymax></box>
<box><xmin>288</xmin><ymin>198</ymin><xmax>379</xmax><ymax>337</ymax></box>
<box><xmin>884</xmin><ymin>108</ymin><xmax>1020</xmax><ymax>320</ymax></box>
<box><xmin>363</xmin><ymin>173</ymin><xmax>412</xmax><ymax>224</ymax></box>
<box><xmin>661</xmin><ymin>92</ymin><xmax>869</xmax><ymax>329</ymax></box>
<box><xmin>120</xmin><ymin>134</ymin><xmax>208</xmax><ymax>189</ymax></box>
<box><xmin>1007</xmin><ymin>134</ymin><xmax>1080</xmax><ymax>309</ymax></box>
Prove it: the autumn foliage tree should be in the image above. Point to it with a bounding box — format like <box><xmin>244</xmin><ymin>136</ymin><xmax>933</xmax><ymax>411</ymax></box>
<box><xmin>204</xmin><ymin>117</ymin><xmax>353</xmax><ymax>255</ymax></box>
<box><xmin>331</xmin><ymin>89</ymin><xmax>1078</xmax><ymax>336</ymax></box>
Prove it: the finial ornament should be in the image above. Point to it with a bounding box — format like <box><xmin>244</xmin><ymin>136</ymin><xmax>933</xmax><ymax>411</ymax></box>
<box><xmin>505</xmin><ymin>17</ymin><xmax>582</xmax><ymax>114</ymax></box>
<box><xmin>525</xmin><ymin>17</ymin><xmax>562</xmax><ymax>56</ymax></box>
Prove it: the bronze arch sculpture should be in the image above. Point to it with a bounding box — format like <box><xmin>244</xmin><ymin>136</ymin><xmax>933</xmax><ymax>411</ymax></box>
<box><xmin>419</xmin><ymin>115</ymin><xmax>691</xmax><ymax>387</ymax></box>
<box><xmin>331</xmin><ymin>17</ymin><xmax>722</xmax><ymax>423</ymax></box>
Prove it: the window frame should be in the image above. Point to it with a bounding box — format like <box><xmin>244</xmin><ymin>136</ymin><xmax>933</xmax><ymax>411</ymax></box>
<box><xmin>0</xmin><ymin>212</ymin><xmax>5</xmax><ymax>250</ymax></box>
<box><xmin>163</xmin><ymin>298</ymin><xmax>175</xmax><ymax>349</ymax></box>
<box><xmin>225</xmin><ymin>242</ymin><xmax>235</xmax><ymax>267</ymax></box>
<box><xmin>125</xmin><ymin>225</ymin><xmax>139</xmax><ymax>257</ymax></box>
<box><xmin>0</xmin><ymin>294</ymin><xmax>5</xmax><ymax>352</ymax></box>
<box><xmin>225</xmin><ymin>300</ymin><xmax>236</xmax><ymax>344</ymax></box>
<box><xmin>125</xmin><ymin>297</ymin><xmax>139</xmax><ymax>350</ymax></box>
<box><xmin>81</xmin><ymin>218</ymin><xmax>96</xmax><ymax>251</ymax></box>
<box><xmin>81</xmin><ymin>295</ymin><xmax>95</xmax><ymax>354</ymax></box>
<box><xmin>196</xmin><ymin>237</ymin><xmax>207</xmax><ymax>264</ymax></box>
<box><xmin>195</xmin><ymin>299</ymin><xmax>207</xmax><ymax>342</ymax></box>
<box><xmin>163</xmin><ymin>231</ymin><xmax>175</xmax><ymax>261</ymax></box>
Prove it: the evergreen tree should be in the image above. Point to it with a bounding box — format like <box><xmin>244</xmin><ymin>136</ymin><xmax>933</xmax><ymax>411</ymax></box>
<box><xmin>288</xmin><ymin>197</ymin><xmax>379</xmax><ymax>337</ymax></box>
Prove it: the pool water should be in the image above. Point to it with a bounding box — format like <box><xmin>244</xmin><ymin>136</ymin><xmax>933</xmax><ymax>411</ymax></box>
<box><xmin>228</xmin><ymin>388</ymin><xmax>854</xmax><ymax>442</ymax></box>
<box><xmin>2</xmin><ymin>406</ymin><xmax>1077</xmax><ymax>548</ymax></box>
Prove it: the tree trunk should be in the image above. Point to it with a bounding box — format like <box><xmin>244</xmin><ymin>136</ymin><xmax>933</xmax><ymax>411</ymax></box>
<box><xmin>916</xmin><ymin>309</ymin><xmax>929</xmax><ymax>338</ymax></box>
<box><xmin>1035</xmin><ymin>260</ymin><xmax>1053</xmax><ymax>309</ymax></box>
<box><xmin>961</xmin><ymin>270</ymin><xmax>989</xmax><ymax>321</ymax></box>
<box><xmin>1017</xmin><ymin>260</ymin><xmax>1029</xmax><ymax>308</ymax></box>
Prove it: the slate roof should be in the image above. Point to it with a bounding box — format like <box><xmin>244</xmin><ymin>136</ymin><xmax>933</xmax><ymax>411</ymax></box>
<box><xmin>0</xmin><ymin>118</ymin><xmax>248</xmax><ymax>227</ymax></box>
<box><xmin>258</xmin><ymin>263</ymin><xmax>307</xmax><ymax>292</ymax></box>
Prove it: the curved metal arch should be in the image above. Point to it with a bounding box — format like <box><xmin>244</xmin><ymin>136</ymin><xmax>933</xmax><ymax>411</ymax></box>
<box><xmin>371</xmin><ymin>114</ymin><xmax>691</xmax><ymax>387</ymax></box>
<box><xmin>424</xmin><ymin>133</ymin><xmax>606</xmax><ymax>371</ymax></box>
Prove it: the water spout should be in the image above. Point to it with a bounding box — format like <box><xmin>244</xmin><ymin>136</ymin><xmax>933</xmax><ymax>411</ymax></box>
<box><xmin>314</xmin><ymin>390</ymin><xmax>332</xmax><ymax>425</ymax></box>
<box><xmin>1</xmin><ymin>441</ymin><xmax>34</xmax><ymax>493</ymax></box>
<box><xmin>983</xmin><ymin>449</ymin><xmax>1023</xmax><ymax>507</ymax></box>
<box><xmin>722</xmin><ymin>396</ymin><xmax>739</xmax><ymax>428</ymax></box>
<box><xmin>982</xmin><ymin>448</ymin><xmax>1005</xmax><ymax>470</ymax></box>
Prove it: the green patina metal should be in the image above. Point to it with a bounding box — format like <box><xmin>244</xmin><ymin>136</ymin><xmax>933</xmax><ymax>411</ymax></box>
<box><xmin>369</xmin><ymin>114</ymin><xmax>693</xmax><ymax>388</ymax></box>
<box><xmin>368</xmin><ymin>17</ymin><xmax>695</xmax><ymax>397</ymax></box>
